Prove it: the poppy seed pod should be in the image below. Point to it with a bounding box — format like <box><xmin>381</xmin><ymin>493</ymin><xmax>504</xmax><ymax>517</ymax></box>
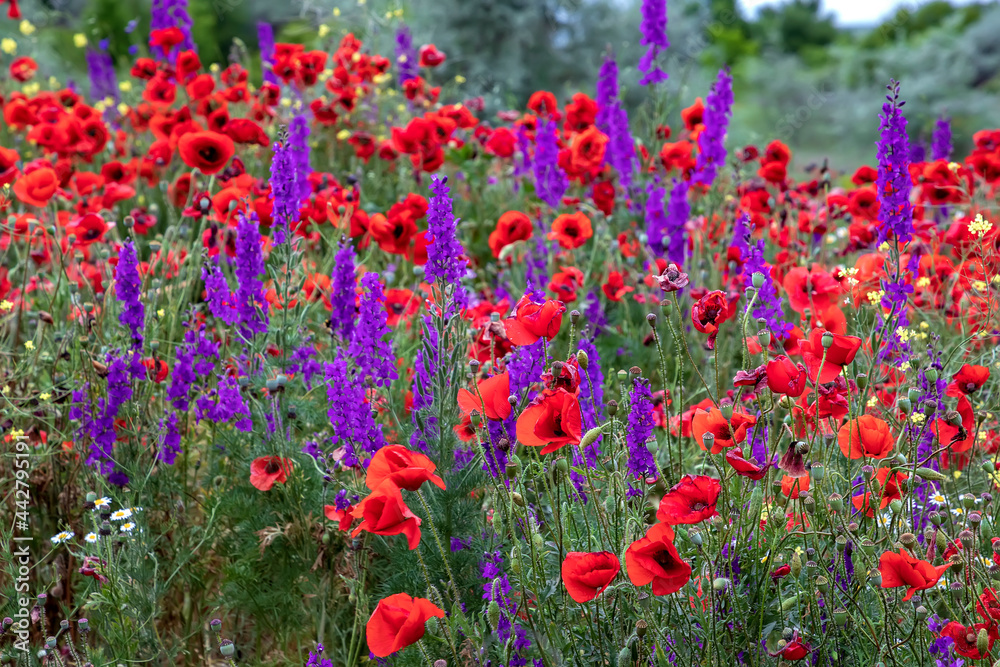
<box><xmin>960</xmin><ymin>530</ymin><xmax>975</xmax><ymax>550</ymax></box>
<box><xmin>570</xmin><ymin>310</ymin><xmax>581</xmax><ymax>326</ymax></box>
<box><xmin>752</xmin><ymin>272</ymin><xmax>765</xmax><ymax>289</ymax></box>
<box><xmin>607</xmin><ymin>400</ymin><xmax>618</xmax><ymax>417</ymax></box>
<box><xmin>898</xmin><ymin>398</ymin><xmax>911</xmax><ymax>414</ymax></box>
<box><xmin>828</xmin><ymin>493</ymin><xmax>844</xmax><ymax>512</ymax></box>
<box><xmin>646</xmin><ymin>313</ymin><xmax>657</xmax><ymax>328</ymax></box>
<box><xmin>857</xmin><ymin>373</ymin><xmax>868</xmax><ymax>389</ymax></box>
<box><xmin>758</xmin><ymin>329</ymin><xmax>772</xmax><ymax>348</ymax></box>
<box><xmin>636</xmin><ymin>619</ymin><xmax>648</xmax><ymax>638</ymax></box>
<box><xmin>220</xmin><ymin>640</ymin><xmax>235</xmax><ymax>657</ymax></box>
<box><xmin>810</xmin><ymin>463</ymin><xmax>825</xmax><ymax>481</ymax></box>
<box><xmin>816</xmin><ymin>575</ymin><xmax>829</xmax><ymax>594</ymax></box>
<box><xmin>617</xmin><ymin>369</ymin><xmax>628</xmax><ymax>382</ymax></box>
<box><xmin>963</xmin><ymin>493</ymin><xmax>977</xmax><ymax>509</ymax></box>
<box><xmin>889</xmin><ymin>499</ymin><xmax>903</xmax><ymax>514</ymax></box>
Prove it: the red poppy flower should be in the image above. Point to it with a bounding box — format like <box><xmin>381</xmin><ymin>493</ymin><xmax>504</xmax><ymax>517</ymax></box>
<box><xmin>324</xmin><ymin>504</ymin><xmax>355</xmax><ymax>531</ymax></box>
<box><xmin>549</xmin><ymin>266</ymin><xmax>585</xmax><ymax>303</ymax></box>
<box><xmin>681</xmin><ymin>98</ymin><xmax>704</xmax><ymax>131</ymax></box>
<box><xmin>366</xmin><ymin>593</ymin><xmax>445</xmax><ymax>658</ymax></box>
<box><xmin>178</xmin><ymin>131</ymin><xmax>235</xmax><ymax>174</ymax></box>
<box><xmin>527</xmin><ymin>91</ymin><xmax>560</xmax><ymax>118</ymax></box>
<box><xmin>949</xmin><ymin>364</ymin><xmax>990</xmax><ymax>395</ymax></box>
<box><xmin>418</xmin><ymin>44</ymin><xmax>446</xmax><ymax>67</ymax></box>
<box><xmin>625</xmin><ymin>523</ymin><xmax>692</xmax><ymax>596</ymax></box>
<box><xmin>765</xmin><ymin>355</ymin><xmax>808</xmax><ymax>397</ymax></box>
<box><xmin>724</xmin><ymin>447</ymin><xmax>768</xmax><ymax>480</ymax></box>
<box><xmin>782</xmin><ymin>267</ymin><xmax>840</xmax><ymax>316</ymax></box>
<box><xmin>489</xmin><ymin>210</ymin><xmax>533</xmax><ymax>258</ymax></box>
<box><xmin>384</xmin><ymin>288</ymin><xmax>419</xmax><ymax>327</ymax></box>
<box><xmin>516</xmin><ymin>388</ymin><xmax>582</xmax><ymax>455</ymax></box>
<box><xmin>837</xmin><ymin>415</ymin><xmax>895</xmax><ymax>459</ymax></box>
<box><xmin>503</xmin><ymin>295</ymin><xmax>565</xmax><ymax>345</ymax></box>
<box><xmin>799</xmin><ymin>328</ymin><xmax>862</xmax><ymax>383</ymax></box>
<box><xmin>224</xmin><ymin>119</ymin><xmax>269</xmax><ymax>146</ymax></box>
<box><xmin>485</xmin><ymin>127</ymin><xmax>517</xmax><ymax>158</ymax></box>
<box><xmin>9</xmin><ymin>56</ymin><xmax>37</xmax><ymax>82</ymax></box>
<box><xmin>13</xmin><ymin>167</ymin><xmax>59</xmax><ymax>208</ymax></box>
<box><xmin>656</xmin><ymin>475</ymin><xmax>721</xmax><ymax>525</ymax></box>
<box><xmin>365</xmin><ymin>445</ymin><xmax>445</xmax><ymax>492</ymax></box>
<box><xmin>351</xmin><ymin>480</ymin><xmax>422</xmax><ymax>550</ymax></box>
<box><xmin>567</xmin><ymin>125</ymin><xmax>608</xmax><ymax>174</ymax></box>
<box><xmin>933</xmin><ymin>393</ymin><xmax>975</xmax><ymax>454</ymax></box>
<box><xmin>561</xmin><ymin>551</ymin><xmax>620</xmax><ymax>603</ymax></box>
<box><xmin>142</xmin><ymin>358</ymin><xmax>169</xmax><ymax>383</ymax></box>
<box><xmin>767</xmin><ymin>631</ymin><xmax>811</xmax><ymax>662</ymax></box>
<box><xmin>690</xmin><ymin>290</ymin><xmax>732</xmax><ymax>350</ymax></box>
<box><xmin>878</xmin><ymin>549</ymin><xmax>951</xmax><ymax>602</ymax></box>
<box><xmin>457</xmin><ymin>372</ymin><xmax>512</xmax><ymax>421</ymax></box>
<box><xmin>979</xmin><ymin>588</ymin><xmax>1000</xmax><ymax>622</ymax></box>
<box><xmin>851</xmin><ymin>468</ymin><xmax>907</xmax><ymax>517</ymax></box>
<box><xmin>691</xmin><ymin>408</ymin><xmax>756</xmax><ymax>454</ymax></box>
<box><xmin>592</xmin><ymin>180</ymin><xmax>616</xmax><ymax>215</ymax></box>
<box><xmin>770</xmin><ymin>564</ymin><xmax>791</xmax><ymax>580</ymax></box>
<box><xmin>548</xmin><ymin>212</ymin><xmax>593</xmax><ymax>250</ymax></box>
<box><xmin>249</xmin><ymin>456</ymin><xmax>293</xmax><ymax>491</ymax></box>
<box><xmin>602</xmin><ymin>271</ymin><xmax>633</xmax><ymax>302</ymax></box>
<box><xmin>65</xmin><ymin>213</ymin><xmax>108</xmax><ymax>247</ymax></box>
<box><xmin>940</xmin><ymin>621</ymin><xmax>998</xmax><ymax>660</ymax></box>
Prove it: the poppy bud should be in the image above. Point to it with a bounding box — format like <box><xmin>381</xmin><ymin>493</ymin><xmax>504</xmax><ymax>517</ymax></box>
<box><xmin>889</xmin><ymin>499</ymin><xmax>903</xmax><ymax>514</ymax></box>
<box><xmin>916</xmin><ymin>467</ymin><xmax>947</xmax><ymax>481</ymax></box>
<box><xmin>828</xmin><ymin>493</ymin><xmax>844</xmax><ymax>512</ymax></box>
<box><xmin>712</xmin><ymin>577</ymin><xmax>729</xmax><ymax>592</ymax></box>
<box><xmin>511</xmin><ymin>492</ymin><xmax>525</xmax><ymax>507</ymax></box>
<box><xmin>577</xmin><ymin>350</ymin><xmax>589</xmax><ymax>370</ymax></box>
<box><xmin>616</xmin><ymin>647</ymin><xmax>631</xmax><ymax>667</ymax></box>
<box><xmin>936</xmin><ymin>530</ymin><xmax>948</xmax><ymax>551</ymax></box>
<box><xmin>556</xmin><ymin>458</ymin><xmax>569</xmax><ymax>474</ymax></box>
<box><xmin>532</xmin><ymin>533</ymin><xmax>543</xmax><ymax>549</ymax></box>
<box><xmin>984</xmin><ymin>460</ymin><xmax>996</xmax><ymax>474</ymax></box>
<box><xmin>487</xmin><ymin>601</ymin><xmax>501</xmax><ymax>632</ymax></box>
<box><xmin>981</xmin><ymin>519</ymin><xmax>994</xmax><ymax>541</ymax></box>
<box><xmin>791</xmin><ymin>552</ymin><xmax>802</xmax><ymax>578</ymax></box>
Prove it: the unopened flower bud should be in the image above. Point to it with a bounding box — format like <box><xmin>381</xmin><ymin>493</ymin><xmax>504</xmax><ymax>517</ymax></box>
<box><xmin>511</xmin><ymin>492</ymin><xmax>525</xmax><ymax>507</ymax></box>
<box><xmin>978</xmin><ymin>628</ymin><xmax>990</xmax><ymax>656</ymax></box>
<box><xmin>577</xmin><ymin>350</ymin><xmax>589</xmax><ymax>370</ymax></box>
<box><xmin>712</xmin><ymin>577</ymin><xmax>730</xmax><ymax>592</ymax></box>
<box><xmin>487</xmin><ymin>601</ymin><xmax>501</xmax><ymax>632</ymax></box>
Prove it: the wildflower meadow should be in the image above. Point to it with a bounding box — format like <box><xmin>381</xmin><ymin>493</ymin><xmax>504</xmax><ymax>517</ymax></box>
<box><xmin>3</xmin><ymin>0</ymin><xmax>1000</xmax><ymax>665</ymax></box>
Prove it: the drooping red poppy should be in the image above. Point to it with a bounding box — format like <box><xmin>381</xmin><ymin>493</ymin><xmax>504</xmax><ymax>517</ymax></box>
<box><xmin>690</xmin><ymin>290</ymin><xmax>732</xmax><ymax>350</ymax></box>
<box><xmin>799</xmin><ymin>328</ymin><xmax>862</xmax><ymax>383</ymax></box>
<box><xmin>765</xmin><ymin>355</ymin><xmax>808</xmax><ymax>397</ymax></box>
<box><xmin>457</xmin><ymin>372</ymin><xmax>512</xmax><ymax>421</ymax></box>
<box><xmin>249</xmin><ymin>456</ymin><xmax>293</xmax><ymax>491</ymax></box>
<box><xmin>515</xmin><ymin>388</ymin><xmax>582</xmax><ymax>455</ymax></box>
<box><xmin>351</xmin><ymin>480</ymin><xmax>422</xmax><ymax>550</ymax></box>
<box><xmin>418</xmin><ymin>44</ymin><xmax>446</xmax><ymax>67</ymax></box>
<box><xmin>602</xmin><ymin>271</ymin><xmax>633</xmax><ymax>302</ymax></box>
<box><xmin>625</xmin><ymin>523</ymin><xmax>691</xmax><ymax>596</ymax></box>
<box><xmin>178</xmin><ymin>131</ymin><xmax>235</xmax><ymax>174</ymax></box>
<box><xmin>142</xmin><ymin>357</ymin><xmax>169</xmax><ymax>383</ymax></box>
<box><xmin>837</xmin><ymin>415</ymin><xmax>895</xmax><ymax>459</ymax></box>
<box><xmin>656</xmin><ymin>475</ymin><xmax>721</xmax><ymax>525</ymax></box>
<box><xmin>503</xmin><ymin>295</ymin><xmax>565</xmax><ymax>345</ymax></box>
<box><xmin>949</xmin><ymin>364</ymin><xmax>990</xmax><ymax>395</ymax></box>
<box><xmin>691</xmin><ymin>408</ymin><xmax>756</xmax><ymax>454</ymax></box>
<box><xmin>9</xmin><ymin>56</ymin><xmax>37</xmax><ymax>82</ymax></box>
<box><xmin>365</xmin><ymin>445</ymin><xmax>445</xmax><ymax>492</ymax></box>
<box><xmin>878</xmin><ymin>549</ymin><xmax>951</xmax><ymax>602</ymax></box>
<box><xmin>324</xmin><ymin>504</ymin><xmax>355</xmax><ymax>531</ymax></box>
<box><xmin>782</xmin><ymin>267</ymin><xmax>840</xmax><ymax>316</ymax></box>
<box><xmin>489</xmin><ymin>210</ymin><xmax>533</xmax><ymax>258</ymax></box>
<box><xmin>851</xmin><ymin>468</ymin><xmax>907</xmax><ymax>517</ymax></box>
<box><xmin>767</xmin><ymin>631</ymin><xmax>811</xmax><ymax>662</ymax></box>
<box><xmin>561</xmin><ymin>551</ymin><xmax>620</xmax><ymax>603</ymax></box>
<box><xmin>13</xmin><ymin>167</ymin><xmax>59</xmax><ymax>208</ymax></box>
<box><xmin>548</xmin><ymin>212</ymin><xmax>593</xmax><ymax>250</ymax></box>
<box><xmin>724</xmin><ymin>447</ymin><xmax>768</xmax><ymax>480</ymax></box>
<box><xmin>933</xmin><ymin>393</ymin><xmax>976</xmax><ymax>455</ymax></box>
<box><xmin>366</xmin><ymin>593</ymin><xmax>445</xmax><ymax>658</ymax></box>
<box><xmin>940</xmin><ymin>621</ymin><xmax>998</xmax><ymax>660</ymax></box>
<box><xmin>149</xmin><ymin>27</ymin><xmax>185</xmax><ymax>53</ymax></box>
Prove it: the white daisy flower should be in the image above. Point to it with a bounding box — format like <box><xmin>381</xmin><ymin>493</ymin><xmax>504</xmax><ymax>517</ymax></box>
<box><xmin>84</xmin><ymin>532</ymin><xmax>98</xmax><ymax>544</ymax></box>
<box><xmin>951</xmin><ymin>507</ymin><xmax>965</xmax><ymax>517</ymax></box>
<box><xmin>119</xmin><ymin>522</ymin><xmax>136</xmax><ymax>533</ymax></box>
<box><xmin>93</xmin><ymin>497</ymin><xmax>111</xmax><ymax>510</ymax></box>
<box><xmin>50</xmin><ymin>531</ymin><xmax>74</xmax><ymax>545</ymax></box>
<box><xmin>110</xmin><ymin>508</ymin><xmax>133</xmax><ymax>521</ymax></box>
<box><xmin>930</xmin><ymin>493</ymin><xmax>946</xmax><ymax>505</ymax></box>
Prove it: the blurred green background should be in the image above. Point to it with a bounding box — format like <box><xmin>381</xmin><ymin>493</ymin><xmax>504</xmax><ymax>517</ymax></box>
<box><xmin>3</xmin><ymin>0</ymin><xmax>1000</xmax><ymax>169</ymax></box>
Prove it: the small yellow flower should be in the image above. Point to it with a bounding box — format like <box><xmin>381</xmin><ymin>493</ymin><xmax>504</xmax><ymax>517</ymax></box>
<box><xmin>24</xmin><ymin>341</ymin><xmax>34</xmax><ymax>351</ymax></box>
<box><xmin>10</xmin><ymin>428</ymin><xmax>24</xmax><ymax>438</ymax></box>
<box><xmin>209</xmin><ymin>63</ymin><xmax>220</xmax><ymax>73</ymax></box>
<box><xmin>39</xmin><ymin>392</ymin><xmax>51</xmax><ymax>401</ymax></box>
<box><xmin>969</xmin><ymin>213</ymin><xmax>993</xmax><ymax>238</ymax></box>
<box><xmin>899</xmin><ymin>361</ymin><xmax>910</xmax><ymax>372</ymax></box>
<box><xmin>119</xmin><ymin>81</ymin><xmax>132</xmax><ymax>92</ymax></box>
<box><xmin>336</xmin><ymin>129</ymin><xmax>351</xmax><ymax>141</ymax></box>
<box><xmin>973</xmin><ymin>280</ymin><xmax>988</xmax><ymax>292</ymax></box>
<box><xmin>351</xmin><ymin>52</ymin><xmax>361</xmax><ymax>63</ymax></box>
<box><xmin>954</xmin><ymin>470</ymin><xmax>962</xmax><ymax>480</ymax></box>
<box><xmin>95</xmin><ymin>100</ymin><xmax>107</xmax><ymax>113</ymax></box>
<box><xmin>22</xmin><ymin>82</ymin><xmax>39</xmax><ymax>96</ymax></box>
<box><xmin>318</xmin><ymin>24</ymin><xmax>330</xmax><ymax>37</ymax></box>
<box><xmin>910</xmin><ymin>413</ymin><xmax>926</xmax><ymax>425</ymax></box>
<box><xmin>373</xmin><ymin>72</ymin><xmax>391</xmax><ymax>85</ymax></box>
<box><xmin>73</xmin><ymin>33</ymin><xmax>88</xmax><ymax>48</ymax></box>
<box><xmin>920</xmin><ymin>321</ymin><xmax>929</xmax><ymax>329</ymax></box>
<box><xmin>1</xmin><ymin>38</ymin><xmax>17</xmax><ymax>54</ymax></box>
<box><xmin>157</xmin><ymin>309</ymin><xmax>165</xmax><ymax>318</ymax></box>
<box><xmin>333</xmin><ymin>7</ymin><xmax>341</xmax><ymax>16</ymax></box>
<box><xmin>396</xmin><ymin>103</ymin><xmax>406</xmax><ymax>112</ymax></box>
<box><xmin>916</xmin><ymin>276</ymin><xmax>930</xmax><ymax>287</ymax></box>
<box><xmin>19</xmin><ymin>20</ymin><xmax>35</xmax><ymax>35</ymax></box>
<box><xmin>455</xmin><ymin>75</ymin><xmax>467</xmax><ymax>84</ymax></box>
<box><xmin>117</xmin><ymin>103</ymin><xmax>130</xmax><ymax>116</ymax></box>
<box><xmin>280</xmin><ymin>97</ymin><xmax>292</xmax><ymax>108</ymax></box>
<box><xmin>867</xmin><ymin>290</ymin><xmax>884</xmax><ymax>304</ymax></box>
<box><xmin>948</xmin><ymin>161</ymin><xmax>961</xmax><ymax>172</ymax></box>
<box><xmin>867</xmin><ymin>396</ymin><xmax>878</xmax><ymax>408</ymax></box>
<box><xmin>393</xmin><ymin>8</ymin><xmax>403</xmax><ymax>17</ymax></box>
<box><xmin>877</xmin><ymin>241</ymin><xmax>891</xmax><ymax>253</ymax></box>
<box><xmin>48</xmin><ymin>76</ymin><xmax>58</xmax><ymax>87</ymax></box>
<box><xmin>1</xmin><ymin>300</ymin><xmax>14</xmax><ymax>311</ymax></box>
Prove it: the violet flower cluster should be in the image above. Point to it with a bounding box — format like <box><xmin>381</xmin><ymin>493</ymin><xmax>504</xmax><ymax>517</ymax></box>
<box><xmin>86</xmin><ymin>352</ymin><xmax>137</xmax><ymax>484</ymax></box>
<box><xmin>394</xmin><ymin>25</ymin><xmax>419</xmax><ymax>85</ymax></box>
<box><xmin>743</xmin><ymin>238</ymin><xmax>792</xmax><ymax>339</ymax></box>
<box><xmin>424</xmin><ymin>176</ymin><xmax>468</xmax><ymax>308</ymax></box>
<box><xmin>325</xmin><ymin>353</ymin><xmax>386</xmax><ymax>468</ymax></box>
<box><xmin>194</xmin><ymin>374</ymin><xmax>252</xmax><ymax>432</ymax></box>
<box><xmin>645</xmin><ymin>181</ymin><xmax>669</xmax><ymax>256</ymax></box>
<box><xmin>115</xmin><ymin>238</ymin><xmax>145</xmax><ymax>346</ymax></box>
<box><xmin>269</xmin><ymin>135</ymin><xmax>299</xmax><ymax>245</ymax></box>
<box><xmin>665</xmin><ymin>179</ymin><xmax>690</xmax><ymax>266</ymax></box>
<box><xmin>932</xmin><ymin>115</ymin><xmax>952</xmax><ymax>161</ymax></box>
<box><xmin>625</xmin><ymin>377</ymin><xmax>658</xmax><ymax>495</ymax></box>
<box><xmin>693</xmin><ymin>68</ymin><xmax>734</xmax><ymax>187</ymax></box>
<box><xmin>533</xmin><ymin>118</ymin><xmax>567</xmax><ymax>209</ymax></box>
<box><xmin>234</xmin><ymin>211</ymin><xmax>269</xmax><ymax>338</ymax></box>
<box><xmin>348</xmin><ymin>273</ymin><xmax>397</xmax><ymax>389</ymax></box>
<box><xmin>150</xmin><ymin>0</ymin><xmax>195</xmax><ymax>60</ymax></box>
<box><xmin>85</xmin><ymin>49</ymin><xmax>118</xmax><ymax>104</ymax></box>
<box><xmin>874</xmin><ymin>80</ymin><xmax>914</xmax><ymax>245</ymax></box>
<box><xmin>257</xmin><ymin>23</ymin><xmax>278</xmax><ymax>85</ymax></box>
<box><xmin>594</xmin><ymin>54</ymin><xmax>636</xmax><ymax>189</ymax></box>
<box><xmin>637</xmin><ymin>0</ymin><xmax>669</xmax><ymax>85</ymax></box>
<box><xmin>330</xmin><ymin>238</ymin><xmax>357</xmax><ymax>339</ymax></box>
